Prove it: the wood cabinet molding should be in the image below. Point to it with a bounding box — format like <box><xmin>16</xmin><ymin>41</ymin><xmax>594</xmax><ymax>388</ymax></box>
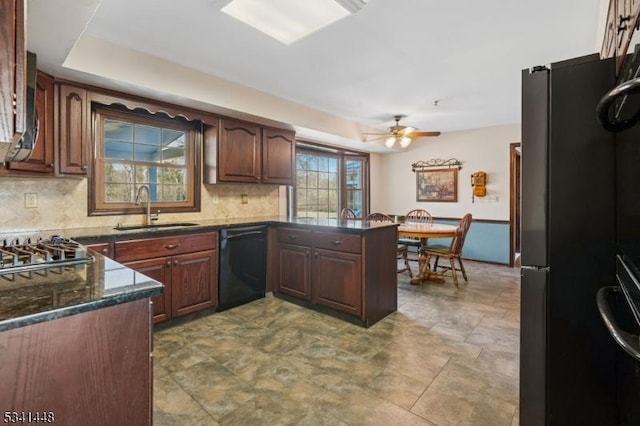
<box><xmin>87</xmin><ymin>90</ymin><xmax>219</xmax><ymax>126</ymax></box>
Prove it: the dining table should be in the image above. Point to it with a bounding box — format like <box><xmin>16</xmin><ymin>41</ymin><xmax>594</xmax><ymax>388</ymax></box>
<box><xmin>397</xmin><ymin>222</ymin><xmax>459</xmax><ymax>284</ymax></box>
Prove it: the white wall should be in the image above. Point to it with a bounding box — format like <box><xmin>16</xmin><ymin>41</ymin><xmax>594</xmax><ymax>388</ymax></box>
<box><xmin>376</xmin><ymin>124</ymin><xmax>520</xmax><ymax>221</ymax></box>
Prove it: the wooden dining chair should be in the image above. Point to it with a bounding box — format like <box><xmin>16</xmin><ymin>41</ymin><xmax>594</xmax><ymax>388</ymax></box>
<box><xmin>421</xmin><ymin>213</ymin><xmax>472</xmax><ymax>288</ymax></box>
<box><xmin>399</xmin><ymin>208</ymin><xmax>434</xmax><ymax>256</ymax></box>
<box><xmin>365</xmin><ymin>212</ymin><xmax>412</xmax><ymax>277</ymax></box>
<box><xmin>341</xmin><ymin>208</ymin><xmax>357</xmax><ymax>220</ymax></box>
<box><xmin>404</xmin><ymin>209</ymin><xmax>433</xmax><ymax>225</ymax></box>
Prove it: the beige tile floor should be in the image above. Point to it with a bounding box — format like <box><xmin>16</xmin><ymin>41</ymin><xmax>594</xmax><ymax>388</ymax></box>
<box><xmin>153</xmin><ymin>260</ymin><xmax>520</xmax><ymax>426</ymax></box>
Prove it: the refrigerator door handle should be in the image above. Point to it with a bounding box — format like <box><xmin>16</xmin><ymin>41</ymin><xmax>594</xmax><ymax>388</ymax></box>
<box><xmin>520</xmin><ymin>265</ymin><xmax>550</xmax><ymax>272</ymax></box>
<box><xmin>597</xmin><ymin>286</ymin><xmax>640</xmax><ymax>361</ymax></box>
<box><xmin>596</xmin><ymin>76</ymin><xmax>640</xmax><ymax>132</ymax></box>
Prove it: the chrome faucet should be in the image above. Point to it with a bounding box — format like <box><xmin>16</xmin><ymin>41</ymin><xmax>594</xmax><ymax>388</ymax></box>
<box><xmin>134</xmin><ymin>184</ymin><xmax>159</xmax><ymax>225</ymax></box>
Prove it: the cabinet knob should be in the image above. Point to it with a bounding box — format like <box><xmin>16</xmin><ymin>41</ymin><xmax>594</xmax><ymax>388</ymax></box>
<box><xmin>101</xmin><ymin>248</ymin><xmax>108</xmax><ymax>254</ymax></box>
<box><xmin>173</xmin><ymin>260</ymin><xmax>179</xmax><ymax>266</ymax></box>
<box><xmin>47</xmin><ymin>163</ymin><xmax>54</xmax><ymax>168</ymax></box>
<box><xmin>81</xmin><ymin>165</ymin><xmax>88</xmax><ymax>170</ymax></box>
<box><xmin>166</xmin><ymin>261</ymin><xmax>171</xmax><ymax>267</ymax></box>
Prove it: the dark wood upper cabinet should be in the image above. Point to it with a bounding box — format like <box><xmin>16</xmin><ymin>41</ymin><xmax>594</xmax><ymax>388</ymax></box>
<box><xmin>212</xmin><ymin>118</ymin><xmax>295</xmax><ymax>185</ymax></box>
<box><xmin>57</xmin><ymin>83</ymin><xmax>89</xmax><ymax>175</ymax></box>
<box><xmin>0</xmin><ymin>0</ymin><xmax>26</xmax><ymax>148</ymax></box>
<box><xmin>5</xmin><ymin>71</ymin><xmax>55</xmax><ymax>173</ymax></box>
<box><xmin>262</xmin><ymin>126</ymin><xmax>295</xmax><ymax>185</ymax></box>
<box><xmin>218</xmin><ymin>118</ymin><xmax>261</xmax><ymax>183</ymax></box>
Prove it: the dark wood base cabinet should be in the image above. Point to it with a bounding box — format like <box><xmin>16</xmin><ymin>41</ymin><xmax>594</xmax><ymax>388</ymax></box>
<box><xmin>0</xmin><ymin>298</ymin><xmax>153</xmax><ymax>426</ymax></box>
<box><xmin>116</xmin><ymin>232</ymin><xmax>218</xmax><ymax>324</ymax></box>
<box><xmin>273</xmin><ymin>225</ymin><xmax>397</xmax><ymax>327</ymax></box>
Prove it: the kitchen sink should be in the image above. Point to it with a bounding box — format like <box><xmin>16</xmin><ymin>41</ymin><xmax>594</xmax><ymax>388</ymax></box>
<box><xmin>114</xmin><ymin>222</ymin><xmax>199</xmax><ymax>231</ymax></box>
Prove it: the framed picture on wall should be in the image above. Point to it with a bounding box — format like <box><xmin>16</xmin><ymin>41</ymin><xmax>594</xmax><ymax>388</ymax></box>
<box><xmin>416</xmin><ymin>168</ymin><xmax>458</xmax><ymax>202</ymax></box>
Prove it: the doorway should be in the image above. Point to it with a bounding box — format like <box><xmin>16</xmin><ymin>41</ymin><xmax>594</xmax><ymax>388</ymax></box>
<box><xmin>509</xmin><ymin>142</ymin><xmax>521</xmax><ymax>267</ymax></box>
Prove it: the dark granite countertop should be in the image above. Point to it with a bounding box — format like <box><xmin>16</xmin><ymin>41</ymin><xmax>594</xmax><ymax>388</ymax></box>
<box><xmin>0</xmin><ymin>253</ymin><xmax>163</xmax><ymax>332</ymax></box>
<box><xmin>0</xmin><ymin>216</ymin><xmax>396</xmax><ymax>332</ymax></box>
<box><xmin>9</xmin><ymin>216</ymin><xmax>398</xmax><ymax>244</ymax></box>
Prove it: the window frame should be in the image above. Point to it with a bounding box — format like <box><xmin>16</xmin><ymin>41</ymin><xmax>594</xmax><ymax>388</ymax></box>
<box><xmin>89</xmin><ymin>105</ymin><xmax>201</xmax><ymax>216</ymax></box>
<box><xmin>294</xmin><ymin>141</ymin><xmax>369</xmax><ymax>219</ymax></box>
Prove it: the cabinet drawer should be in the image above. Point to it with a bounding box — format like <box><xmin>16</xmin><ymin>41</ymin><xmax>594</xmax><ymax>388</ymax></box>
<box><xmin>115</xmin><ymin>232</ymin><xmax>218</xmax><ymax>262</ymax></box>
<box><xmin>313</xmin><ymin>231</ymin><xmax>361</xmax><ymax>254</ymax></box>
<box><xmin>277</xmin><ymin>227</ymin><xmax>313</xmax><ymax>246</ymax></box>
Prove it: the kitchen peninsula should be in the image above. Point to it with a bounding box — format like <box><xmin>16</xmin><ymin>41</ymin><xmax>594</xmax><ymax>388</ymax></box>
<box><xmin>0</xmin><ymin>250</ymin><xmax>163</xmax><ymax>425</ymax></box>
<box><xmin>63</xmin><ymin>216</ymin><xmax>399</xmax><ymax>327</ymax></box>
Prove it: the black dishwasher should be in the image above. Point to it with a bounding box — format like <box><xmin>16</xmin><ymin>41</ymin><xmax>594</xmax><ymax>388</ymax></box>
<box><xmin>218</xmin><ymin>225</ymin><xmax>267</xmax><ymax>311</ymax></box>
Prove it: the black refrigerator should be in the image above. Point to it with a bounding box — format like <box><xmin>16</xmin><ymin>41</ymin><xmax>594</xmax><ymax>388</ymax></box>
<box><xmin>520</xmin><ymin>54</ymin><xmax>620</xmax><ymax>425</ymax></box>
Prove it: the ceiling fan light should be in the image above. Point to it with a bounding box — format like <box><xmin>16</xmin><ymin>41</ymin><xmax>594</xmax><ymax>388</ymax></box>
<box><xmin>401</xmin><ymin>126</ymin><xmax>416</xmax><ymax>135</ymax></box>
<box><xmin>385</xmin><ymin>137</ymin><xmax>396</xmax><ymax>148</ymax></box>
<box><xmin>399</xmin><ymin>137</ymin><xmax>412</xmax><ymax>148</ymax></box>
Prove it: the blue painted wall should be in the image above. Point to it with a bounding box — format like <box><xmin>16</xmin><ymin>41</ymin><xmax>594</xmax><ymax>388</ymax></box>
<box><xmin>431</xmin><ymin>219</ymin><xmax>511</xmax><ymax>265</ymax></box>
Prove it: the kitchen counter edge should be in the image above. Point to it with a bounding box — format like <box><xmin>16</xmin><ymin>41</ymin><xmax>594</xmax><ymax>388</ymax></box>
<box><xmin>0</xmin><ymin>252</ymin><xmax>164</xmax><ymax>332</ymax></box>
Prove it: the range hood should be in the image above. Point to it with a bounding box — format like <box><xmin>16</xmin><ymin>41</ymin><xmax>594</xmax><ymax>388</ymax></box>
<box><xmin>1</xmin><ymin>51</ymin><xmax>38</xmax><ymax>162</ymax></box>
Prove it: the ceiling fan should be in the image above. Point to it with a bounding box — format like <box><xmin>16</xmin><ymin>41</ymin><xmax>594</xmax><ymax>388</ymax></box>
<box><xmin>362</xmin><ymin>115</ymin><xmax>441</xmax><ymax>148</ymax></box>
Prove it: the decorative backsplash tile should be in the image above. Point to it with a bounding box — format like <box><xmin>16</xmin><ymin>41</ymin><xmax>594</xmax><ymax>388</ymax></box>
<box><xmin>0</xmin><ymin>176</ymin><xmax>280</xmax><ymax>233</ymax></box>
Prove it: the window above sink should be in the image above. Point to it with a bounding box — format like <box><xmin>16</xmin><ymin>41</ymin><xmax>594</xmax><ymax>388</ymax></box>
<box><xmin>90</xmin><ymin>105</ymin><xmax>201</xmax><ymax>216</ymax></box>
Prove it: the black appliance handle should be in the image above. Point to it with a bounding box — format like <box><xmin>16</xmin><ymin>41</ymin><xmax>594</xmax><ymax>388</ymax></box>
<box><xmin>596</xmin><ymin>286</ymin><xmax>640</xmax><ymax>361</ymax></box>
<box><xmin>596</xmin><ymin>77</ymin><xmax>640</xmax><ymax>132</ymax></box>
<box><xmin>225</xmin><ymin>231</ymin><xmax>265</xmax><ymax>240</ymax></box>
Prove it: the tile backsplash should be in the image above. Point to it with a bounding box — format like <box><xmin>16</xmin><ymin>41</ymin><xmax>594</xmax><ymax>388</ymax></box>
<box><xmin>0</xmin><ymin>176</ymin><xmax>280</xmax><ymax>233</ymax></box>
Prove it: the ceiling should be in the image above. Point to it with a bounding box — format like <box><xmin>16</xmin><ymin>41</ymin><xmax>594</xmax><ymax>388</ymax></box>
<box><xmin>27</xmin><ymin>0</ymin><xmax>605</xmax><ymax>152</ymax></box>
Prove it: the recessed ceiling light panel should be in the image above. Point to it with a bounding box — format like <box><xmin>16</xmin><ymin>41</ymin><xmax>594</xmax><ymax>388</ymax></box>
<box><xmin>222</xmin><ymin>0</ymin><xmax>364</xmax><ymax>45</ymax></box>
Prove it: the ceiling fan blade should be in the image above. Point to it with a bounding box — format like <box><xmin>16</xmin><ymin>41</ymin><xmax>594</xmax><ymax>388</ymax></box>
<box><xmin>407</xmin><ymin>131</ymin><xmax>441</xmax><ymax>137</ymax></box>
<box><xmin>361</xmin><ymin>134</ymin><xmax>388</xmax><ymax>142</ymax></box>
<box><xmin>362</xmin><ymin>132</ymin><xmax>390</xmax><ymax>136</ymax></box>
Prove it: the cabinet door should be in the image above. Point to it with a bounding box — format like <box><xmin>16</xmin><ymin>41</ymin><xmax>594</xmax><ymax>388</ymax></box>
<box><xmin>57</xmin><ymin>84</ymin><xmax>89</xmax><ymax>175</ymax></box>
<box><xmin>312</xmin><ymin>248</ymin><xmax>362</xmax><ymax>316</ymax></box>
<box><xmin>124</xmin><ymin>257</ymin><xmax>172</xmax><ymax>323</ymax></box>
<box><xmin>85</xmin><ymin>241</ymin><xmax>113</xmax><ymax>259</ymax></box>
<box><xmin>0</xmin><ymin>0</ymin><xmax>25</xmax><ymax>146</ymax></box>
<box><xmin>262</xmin><ymin>127</ymin><xmax>295</xmax><ymax>185</ymax></box>
<box><xmin>218</xmin><ymin>118</ymin><xmax>261</xmax><ymax>182</ymax></box>
<box><xmin>171</xmin><ymin>250</ymin><xmax>217</xmax><ymax>317</ymax></box>
<box><xmin>278</xmin><ymin>243</ymin><xmax>311</xmax><ymax>300</ymax></box>
<box><xmin>6</xmin><ymin>71</ymin><xmax>55</xmax><ymax>173</ymax></box>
